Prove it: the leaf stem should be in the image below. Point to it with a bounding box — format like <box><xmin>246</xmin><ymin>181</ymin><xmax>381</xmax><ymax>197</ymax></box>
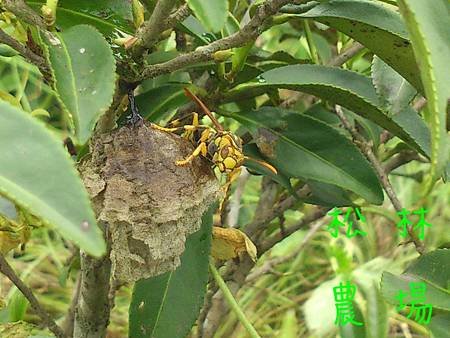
<box><xmin>132</xmin><ymin>0</ymin><xmax>178</xmax><ymax>56</ymax></box>
<box><xmin>0</xmin><ymin>254</ymin><xmax>65</xmax><ymax>338</ymax></box>
<box><xmin>41</xmin><ymin>0</ymin><xmax>58</xmax><ymax>29</ymax></box>
<box><xmin>303</xmin><ymin>19</ymin><xmax>320</xmax><ymax>64</ymax></box>
<box><xmin>2</xmin><ymin>0</ymin><xmax>46</xmax><ymax>28</ymax></box>
<box><xmin>0</xmin><ymin>28</ymin><xmax>49</xmax><ymax>75</ymax></box>
<box><xmin>391</xmin><ymin>312</ymin><xmax>429</xmax><ymax>336</ymax></box>
<box><xmin>209</xmin><ymin>261</ymin><xmax>261</xmax><ymax>338</ymax></box>
<box><xmin>127</xmin><ymin>0</ymin><xmax>293</xmax><ymax>81</ymax></box>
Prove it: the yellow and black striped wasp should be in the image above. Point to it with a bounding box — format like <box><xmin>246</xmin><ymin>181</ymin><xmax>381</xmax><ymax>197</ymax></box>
<box><xmin>152</xmin><ymin>88</ymin><xmax>277</xmax><ymax>193</ymax></box>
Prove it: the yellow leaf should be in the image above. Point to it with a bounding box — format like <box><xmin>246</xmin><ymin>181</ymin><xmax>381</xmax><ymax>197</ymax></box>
<box><xmin>132</xmin><ymin>0</ymin><xmax>145</xmax><ymax>29</ymax></box>
<box><xmin>0</xmin><ymin>91</ymin><xmax>21</xmax><ymax>108</ymax></box>
<box><xmin>0</xmin><ymin>213</ymin><xmax>31</xmax><ymax>254</ymax></box>
<box><xmin>31</xmin><ymin>108</ymin><xmax>50</xmax><ymax>118</ymax></box>
<box><xmin>211</xmin><ymin>226</ymin><xmax>257</xmax><ymax>262</ymax></box>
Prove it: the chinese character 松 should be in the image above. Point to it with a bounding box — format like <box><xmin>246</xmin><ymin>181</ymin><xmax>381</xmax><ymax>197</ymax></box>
<box><xmin>327</xmin><ymin>207</ymin><xmax>367</xmax><ymax>238</ymax></box>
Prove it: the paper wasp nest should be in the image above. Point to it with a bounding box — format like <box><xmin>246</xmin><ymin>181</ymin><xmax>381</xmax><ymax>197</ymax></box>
<box><xmin>79</xmin><ymin>122</ymin><xmax>219</xmax><ymax>283</ymax></box>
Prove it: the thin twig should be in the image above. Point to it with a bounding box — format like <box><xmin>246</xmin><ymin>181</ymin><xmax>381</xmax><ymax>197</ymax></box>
<box><xmin>2</xmin><ymin>0</ymin><xmax>46</xmax><ymax>28</ymax></box>
<box><xmin>334</xmin><ymin>105</ymin><xmax>425</xmax><ymax>254</ymax></box>
<box><xmin>196</xmin><ymin>281</ymin><xmax>218</xmax><ymax>338</ymax></box>
<box><xmin>209</xmin><ymin>261</ymin><xmax>261</xmax><ymax>338</ymax></box>
<box><xmin>412</xmin><ymin>96</ymin><xmax>427</xmax><ymax>111</ymax></box>
<box><xmin>245</xmin><ymin>183</ymin><xmax>314</xmax><ymax>240</ymax></box>
<box><xmin>0</xmin><ymin>254</ymin><xmax>65</xmax><ymax>338</ymax></box>
<box><xmin>130</xmin><ymin>0</ymin><xmax>294</xmax><ymax>81</ymax></box>
<box><xmin>327</xmin><ymin>42</ymin><xmax>364</xmax><ymax>67</ymax></box>
<box><xmin>132</xmin><ymin>0</ymin><xmax>178</xmax><ymax>56</ymax></box>
<box><xmin>260</xmin><ymin>206</ymin><xmax>329</xmax><ymax>252</ymax></box>
<box><xmin>383</xmin><ymin>151</ymin><xmax>425</xmax><ymax>173</ymax></box>
<box><xmin>226</xmin><ymin>168</ymin><xmax>250</xmax><ymax>228</ymax></box>
<box><xmin>62</xmin><ymin>274</ymin><xmax>81</xmax><ymax>337</ymax></box>
<box><xmin>0</xmin><ymin>28</ymin><xmax>49</xmax><ymax>74</ymax></box>
<box><xmin>245</xmin><ymin>177</ymin><xmax>280</xmax><ymax>238</ymax></box>
<box><xmin>246</xmin><ymin>218</ymin><xmax>325</xmax><ymax>282</ymax></box>
<box><xmin>164</xmin><ymin>4</ymin><xmax>191</xmax><ymax>33</ymax></box>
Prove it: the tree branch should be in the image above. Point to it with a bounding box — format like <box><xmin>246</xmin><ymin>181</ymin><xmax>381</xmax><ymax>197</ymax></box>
<box><xmin>62</xmin><ymin>274</ymin><xmax>81</xmax><ymax>337</ymax></box>
<box><xmin>245</xmin><ymin>183</ymin><xmax>312</xmax><ymax>240</ymax></box>
<box><xmin>132</xmin><ymin>0</ymin><xmax>178</xmax><ymax>56</ymax></box>
<box><xmin>383</xmin><ymin>151</ymin><xmax>425</xmax><ymax>174</ymax></box>
<box><xmin>246</xmin><ymin>217</ymin><xmax>325</xmax><ymax>283</ymax></box>
<box><xmin>334</xmin><ymin>105</ymin><xmax>425</xmax><ymax>254</ymax></box>
<box><xmin>0</xmin><ymin>28</ymin><xmax>49</xmax><ymax>74</ymax></box>
<box><xmin>2</xmin><ymin>0</ymin><xmax>46</xmax><ymax>28</ymax></box>
<box><xmin>0</xmin><ymin>254</ymin><xmax>65</xmax><ymax>338</ymax></box>
<box><xmin>259</xmin><ymin>206</ymin><xmax>329</xmax><ymax>252</ymax></box>
<box><xmin>73</xmin><ymin>251</ymin><xmax>112</xmax><ymax>338</ymax></box>
<box><xmin>130</xmin><ymin>0</ymin><xmax>294</xmax><ymax>81</ymax></box>
<box><xmin>164</xmin><ymin>3</ymin><xmax>191</xmax><ymax>33</ymax></box>
<box><xmin>327</xmin><ymin>42</ymin><xmax>364</xmax><ymax>67</ymax></box>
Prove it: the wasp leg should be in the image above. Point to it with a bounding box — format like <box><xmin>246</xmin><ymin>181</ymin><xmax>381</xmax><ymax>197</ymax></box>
<box><xmin>150</xmin><ymin>123</ymin><xmax>182</xmax><ymax>133</ymax></box>
<box><xmin>176</xmin><ymin>142</ymin><xmax>208</xmax><ymax>166</ymax></box>
<box><xmin>175</xmin><ymin>128</ymin><xmax>211</xmax><ymax>166</ymax></box>
<box><xmin>219</xmin><ymin>167</ymin><xmax>242</xmax><ymax>213</ymax></box>
<box><xmin>221</xmin><ymin>167</ymin><xmax>241</xmax><ymax>194</ymax></box>
<box><xmin>127</xmin><ymin>89</ymin><xmax>144</xmax><ymax>127</ymax></box>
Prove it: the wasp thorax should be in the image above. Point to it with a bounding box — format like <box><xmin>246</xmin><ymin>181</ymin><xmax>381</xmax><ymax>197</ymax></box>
<box><xmin>79</xmin><ymin>122</ymin><xmax>220</xmax><ymax>283</ymax></box>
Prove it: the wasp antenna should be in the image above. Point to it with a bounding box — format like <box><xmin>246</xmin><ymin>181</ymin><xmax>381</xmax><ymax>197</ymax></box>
<box><xmin>244</xmin><ymin>157</ymin><xmax>278</xmax><ymax>174</ymax></box>
<box><xmin>184</xmin><ymin>88</ymin><xmax>224</xmax><ymax>131</ymax></box>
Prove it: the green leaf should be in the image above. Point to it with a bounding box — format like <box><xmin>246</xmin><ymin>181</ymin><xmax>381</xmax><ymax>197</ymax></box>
<box><xmin>360</xmin><ymin>282</ymin><xmax>388</xmax><ymax>338</ymax></box>
<box><xmin>405</xmin><ymin>249</ymin><xmax>450</xmax><ymax>290</ymax></box>
<box><xmin>178</xmin><ymin>16</ymin><xmax>212</xmax><ymax>45</ymax></box>
<box><xmin>228</xmin><ymin>107</ymin><xmax>384</xmax><ymax>204</ymax></box>
<box><xmin>372</xmin><ymin>56</ymin><xmax>417</xmax><ymax>116</ymax></box>
<box><xmin>339</xmin><ymin>301</ymin><xmax>366</xmax><ymax>338</ymax></box>
<box><xmin>245</xmin><ymin>143</ymin><xmax>353</xmax><ymax>206</ymax></box>
<box><xmin>7</xmin><ymin>292</ymin><xmax>28</xmax><ymax>322</ymax></box>
<box><xmin>306</xmin><ymin>180</ymin><xmax>353</xmax><ymax>207</ymax></box>
<box><xmin>0</xmin><ymin>102</ymin><xmax>105</xmax><ymax>256</ymax></box>
<box><xmin>429</xmin><ymin>314</ymin><xmax>450</xmax><ymax>338</ymax></box>
<box><xmin>381</xmin><ymin>272</ymin><xmax>450</xmax><ymax>311</ymax></box>
<box><xmin>187</xmin><ymin>0</ymin><xmax>228</xmax><ymax>33</ymax></box>
<box><xmin>381</xmin><ymin>249</ymin><xmax>450</xmax><ymax>311</ymax></box>
<box><xmin>129</xmin><ymin>205</ymin><xmax>214</xmax><ymax>338</ymax></box>
<box><xmin>303</xmin><ymin>278</ymin><xmax>338</xmax><ymax>336</ymax></box>
<box><xmin>397</xmin><ymin>0</ymin><xmax>450</xmax><ymax>189</ymax></box>
<box><xmin>227</xmin><ymin>64</ymin><xmax>431</xmax><ymax>157</ymax></box>
<box><xmin>43</xmin><ymin>25</ymin><xmax>116</xmax><ymax>144</ymax></box>
<box><xmin>28</xmin><ymin>0</ymin><xmax>133</xmax><ymax>35</ymax></box>
<box><xmin>243</xmin><ymin>144</ymin><xmax>294</xmax><ymax>193</ymax></box>
<box><xmin>0</xmin><ymin>196</ymin><xmax>17</xmax><ymax>220</ymax></box>
<box><xmin>298</xmin><ymin>0</ymin><xmax>422</xmax><ymax>92</ymax></box>
<box><xmin>278</xmin><ymin>309</ymin><xmax>299</xmax><ymax>338</ymax></box>
<box><xmin>135</xmin><ymin>84</ymin><xmax>189</xmax><ymax>122</ymax></box>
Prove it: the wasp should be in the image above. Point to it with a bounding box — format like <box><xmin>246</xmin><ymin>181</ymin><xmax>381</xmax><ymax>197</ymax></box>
<box><xmin>152</xmin><ymin>88</ymin><xmax>277</xmax><ymax>193</ymax></box>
